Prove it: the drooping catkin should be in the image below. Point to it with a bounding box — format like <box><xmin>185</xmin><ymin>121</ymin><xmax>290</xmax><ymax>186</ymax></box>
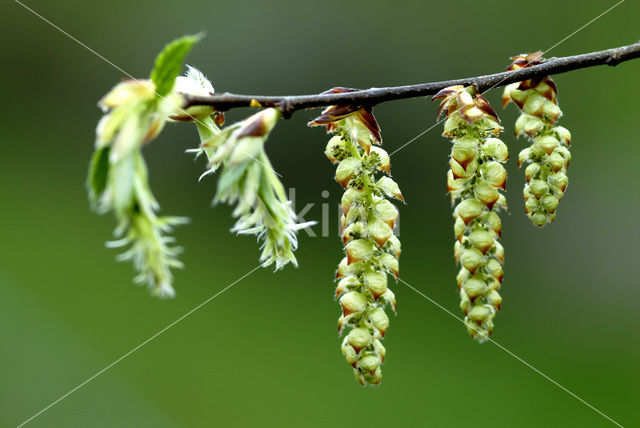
<box><xmin>433</xmin><ymin>85</ymin><xmax>507</xmax><ymax>342</ymax></box>
<box><xmin>309</xmin><ymin>88</ymin><xmax>403</xmax><ymax>385</ymax></box>
<box><xmin>503</xmin><ymin>52</ymin><xmax>572</xmax><ymax>227</ymax></box>
<box><xmin>90</xmin><ymin>79</ymin><xmax>186</xmax><ymax>298</ymax></box>
<box><xmin>89</xmin><ymin>36</ymin><xmax>203</xmax><ymax>297</ymax></box>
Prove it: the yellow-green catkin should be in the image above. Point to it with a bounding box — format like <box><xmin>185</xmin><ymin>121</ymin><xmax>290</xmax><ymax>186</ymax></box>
<box><xmin>503</xmin><ymin>52</ymin><xmax>572</xmax><ymax>227</ymax></box>
<box><xmin>433</xmin><ymin>85</ymin><xmax>507</xmax><ymax>342</ymax></box>
<box><xmin>309</xmin><ymin>90</ymin><xmax>403</xmax><ymax>385</ymax></box>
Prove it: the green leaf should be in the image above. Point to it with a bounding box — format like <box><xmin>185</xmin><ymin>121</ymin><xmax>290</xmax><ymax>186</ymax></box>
<box><xmin>87</xmin><ymin>146</ymin><xmax>111</xmax><ymax>207</ymax></box>
<box><xmin>150</xmin><ymin>34</ymin><xmax>203</xmax><ymax>97</ymax></box>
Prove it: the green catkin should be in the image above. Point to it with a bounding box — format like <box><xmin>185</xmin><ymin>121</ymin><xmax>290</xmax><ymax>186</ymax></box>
<box><xmin>503</xmin><ymin>52</ymin><xmax>572</xmax><ymax>227</ymax></box>
<box><xmin>179</xmin><ymin>67</ymin><xmax>312</xmax><ymax>270</ymax></box>
<box><xmin>309</xmin><ymin>90</ymin><xmax>403</xmax><ymax>385</ymax></box>
<box><xmin>434</xmin><ymin>85</ymin><xmax>507</xmax><ymax>342</ymax></box>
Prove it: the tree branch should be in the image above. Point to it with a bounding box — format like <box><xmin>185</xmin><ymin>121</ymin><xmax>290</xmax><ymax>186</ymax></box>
<box><xmin>182</xmin><ymin>41</ymin><xmax>640</xmax><ymax>115</ymax></box>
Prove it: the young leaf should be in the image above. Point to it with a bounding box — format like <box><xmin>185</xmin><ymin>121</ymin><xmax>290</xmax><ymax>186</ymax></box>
<box><xmin>87</xmin><ymin>146</ymin><xmax>111</xmax><ymax>206</ymax></box>
<box><xmin>150</xmin><ymin>34</ymin><xmax>203</xmax><ymax>97</ymax></box>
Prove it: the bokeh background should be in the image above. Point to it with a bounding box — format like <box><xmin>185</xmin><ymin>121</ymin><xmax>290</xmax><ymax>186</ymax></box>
<box><xmin>1</xmin><ymin>0</ymin><xmax>638</xmax><ymax>426</ymax></box>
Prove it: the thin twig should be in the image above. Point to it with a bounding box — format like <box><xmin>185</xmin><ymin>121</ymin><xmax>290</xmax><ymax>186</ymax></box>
<box><xmin>183</xmin><ymin>41</ymin><xmax>640</xmax><ymax>116</ymax></box>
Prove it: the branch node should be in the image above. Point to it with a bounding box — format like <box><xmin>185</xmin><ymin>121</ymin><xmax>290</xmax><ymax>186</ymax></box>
<box><xmin>470</xmin><ymin>78</ymin><xmax>483</xmax><ymax>94</ymax></box>
<box><xmin>276</xmin><ymin>98</ymin><xmax>295</xmax><ymax>119</ymax></box>
<box><xmin>605</xmin><ymin>53</ymin><xmax>622</xmax><ymax>67</ymax></box>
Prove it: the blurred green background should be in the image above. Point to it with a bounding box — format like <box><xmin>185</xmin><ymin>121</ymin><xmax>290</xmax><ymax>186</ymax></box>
<box><xmin>1</xmin><ymin>0</ymin><xmax>638</xmax><ymax>426</ymax></box>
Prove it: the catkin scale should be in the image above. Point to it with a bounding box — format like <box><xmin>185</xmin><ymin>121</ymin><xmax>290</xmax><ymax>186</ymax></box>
<box><xmin>433</xmin><ymin>85</ymin><xmax>508</xmax><ymax>342</ymax></box>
